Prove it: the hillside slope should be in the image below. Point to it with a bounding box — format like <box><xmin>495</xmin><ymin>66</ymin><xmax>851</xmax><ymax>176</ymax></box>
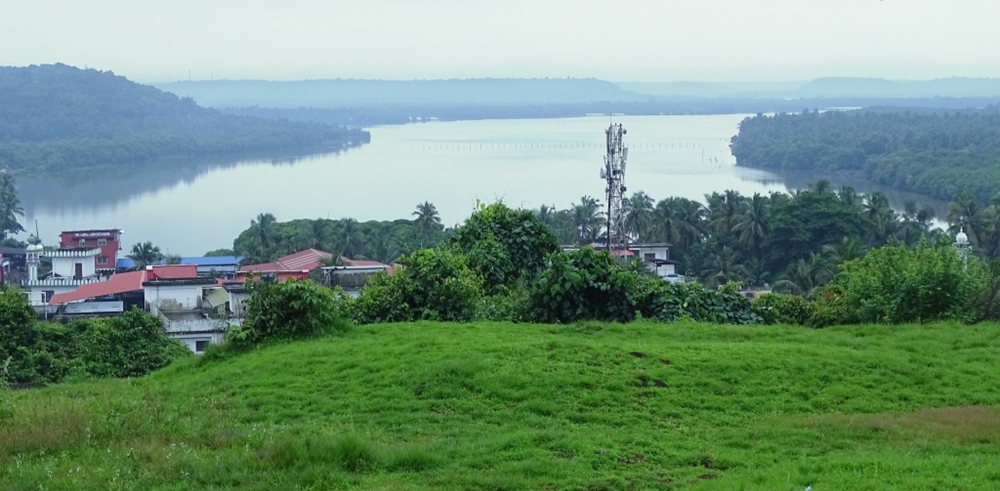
<box><xmin>4</xmin><ymin>321</ymin><xmax>1000</xmax><ymax>489</ymax></box>
<box><xmin>0</xmin><ymin>64</ymin><xmax>369</xmax><ymax>173</ymax></box>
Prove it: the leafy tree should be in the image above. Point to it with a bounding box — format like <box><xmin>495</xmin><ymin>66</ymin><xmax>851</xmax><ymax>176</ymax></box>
<box><xmin>450</xmin><ymin>202</ymin><xmax>560</xmax><ymax>293</ymax></box>
<box><xmin>353</xmin><ymin>248</ymin><xmax>482</xmax><ymax>323</ymax></box>
<box><xmin>528</xmin><ymin>247</ymin><xmax>638</xmax><ymax>324</ymax></box>
<box><xmin>127</xmin><ymin>241</ymin><xmax>164</xmax><ymax>269</ymax></box>
<box><xmin>204</xmin><ymin>248</ymin><xmax>236</xmax><ymax>257</ymax></box>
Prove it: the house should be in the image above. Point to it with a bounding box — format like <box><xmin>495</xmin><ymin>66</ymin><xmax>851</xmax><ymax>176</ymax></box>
<box><xmin>59</xmin><ymin>229</ymin><xmax>124</xmax><ymax>272</ymax></box>
<box><xmin>143</xmin><ymin>275</ymin><xmax>224</xmax><ymax>354</ymax></box>
<box><xmin>22</xmin><ymin>244</ymin><xmax>105</xmax><ymax>307</ymax></box>
<box><xmin>628</xmin><ymin>243</ymin><xmax>682</xmax><ymax>283</ymax></box>
<box><xmin>237</xmin><ymin>248</ymin><xmax>332</xmax><ymax>282</ymax></box>
<box><xmin>0</xmin><ymin>246</ymin><xmax>26</xmax><ymax>285</ymax></box>
<box><xmin>49</xmin><ymin>263</ymin><xmax>227</xmax><ymax>354</ymax></box>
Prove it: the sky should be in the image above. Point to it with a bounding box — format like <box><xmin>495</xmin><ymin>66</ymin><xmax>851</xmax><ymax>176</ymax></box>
<box><xmin>1</xmin><ymin>0</ymin><xmax>999</xmax><ymax>83</ymax></box>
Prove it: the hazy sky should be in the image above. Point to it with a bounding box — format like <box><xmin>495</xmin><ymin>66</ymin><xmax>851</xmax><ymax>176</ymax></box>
<box><xmin>2</xmin><ymin>0</ymin><xmax>998</xmax><ymax>83</ymax></box>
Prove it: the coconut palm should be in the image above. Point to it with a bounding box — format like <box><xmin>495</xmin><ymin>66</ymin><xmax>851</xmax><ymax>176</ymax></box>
<box><xmin>571</xmin><ymin>195</ymin><xmax>603</xmax><ymax>245</ymax></box>
<box><xmin>732</xmin><ymin>192</ymin><xmax>770</xmax><ymax>252</ymax></box>
<box><xmin>947</xmin><ymin>192</ymin><xmax>985</xmax><ymax>246</ymax></box>
<box><xmin>773</xmin><ymin>254</ymin><xmax>830</xmax><ymax>298</ymax></box>
<box><xmin>251</xmin><ymin>213</ymin><xmax>279</xmax><ymax>251</ymax></box>
<box><xmin>127</xmin><ymin>241</ymin><xmax>164</xmax><ymax>269</ymax></box>
<box><xmin>369</xmin><ymin>226</ymin><xmax>402</xmax><ymax>265</ymax></box>
<box><xmin>624</xmin><ymin>191</ymin><xmax>655</xmax><ymax>241</ymax></box>
<box><xmin>534</xmin><ymin>205</ymin><xmax>557</xmax><ymax>228</ymax></box>
<box><xmin>334</xmin><ymin>218</ymin><xmax>364</xmax><ymax>259</ymax></box>
<box><xmin>412</xmin><ymin>201</ymin><xmax>441</xmax><ymax>246</ymax></box>
<box><xmin>699</xmin><ymin>246</ymin><xmax>748</xmax><ymax>288</ymax></box>
<box><xmin>0</xmin><ymin>171</ymin><xmax>25</xmax><ymax>240</ymax></box>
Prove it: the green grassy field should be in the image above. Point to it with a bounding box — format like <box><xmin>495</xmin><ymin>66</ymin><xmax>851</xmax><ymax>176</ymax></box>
<box><xmin>4</xmin><ymin>321</ymin><xmax>1000</xmax><ymax>490</ymax></box>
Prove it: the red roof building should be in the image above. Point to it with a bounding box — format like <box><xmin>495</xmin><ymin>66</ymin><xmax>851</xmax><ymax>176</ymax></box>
<box><xmin>59</xmin><ymin>229</ymin><xmax>124</xmax><ymax>271</ymax></box>
<box><xmin>237</xmin><ymin>249</ymin><xmax>333</xmax><ymax>282</ymax></box>
<box><xmin>48</xmin><ymin>265</ymin><xmax>200</xmax><ymax>305</ymax></box>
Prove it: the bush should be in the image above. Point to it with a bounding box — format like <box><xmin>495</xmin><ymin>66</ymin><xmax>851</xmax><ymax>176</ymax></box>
<box><xmin>636</xmin><ymin>278</ymin><xmax>763</xmax><ymax>325</ymax></box>
<box><xmin>752</xmin><ymin>293</ymin><xmax>815</xmax><ymax>325</ymax></box>
<box><xmin>528</xmin><ymin>248</ymin><xmax>639</xmax><ymax>323</ymax></box>
<box><xmin>812</xmin><ymin>238</ymin><xmax>988</xmax><ymax>326</ymax></box>
<box><xmin>229</xmin><ymin>279</ymin><xmax>349</xmax><ymax>347</ymax></box>
<box><xmin>69</xmin><ymin>309</ymin><xmax>190</xmax><ymax>378</ymax></box>
<box><xmin>478</xmin><ymin>285</ymin><xmax>530</xmax><ymax>322</ymax></box>
<box><xmin>353</xmin><ymin>248</ymin><xmax>482</xmax><ymax>324</ymax></box>
<box><xmin>451</xmin><ymin>202</ymin><xmax>560</xmax><ymax>293</ymax></box>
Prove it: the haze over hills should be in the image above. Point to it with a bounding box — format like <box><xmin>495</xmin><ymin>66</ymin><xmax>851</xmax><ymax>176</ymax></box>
<box><xmin>156</xmin><ymin>78</ymin><xmax>650</xmax><ymax>108</ymax></box>
<box><xmin>621</xmin><ymin>77</ymin><xmax>1000</xmax><ymax>99</ymax></box>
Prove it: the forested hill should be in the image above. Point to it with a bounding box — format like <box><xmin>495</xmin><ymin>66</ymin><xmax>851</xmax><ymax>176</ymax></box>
<box><xmin>0</xmin><ymin>64</ymin><xmax>369</xmax><ymax>173</ymax></box>
<box><xmin>730</xmin><ymin>108</ymin><xmax>1000</xmax><ymax>203</ymax></box>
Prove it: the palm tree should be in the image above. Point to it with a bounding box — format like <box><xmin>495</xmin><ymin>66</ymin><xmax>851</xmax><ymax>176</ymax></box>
<box><xmin>732</xmin><ymin>193</ymin><xmax>770</xmax><ymax>252</ymax></box>
<box><xmin>251</xmin><ymin>213</ymin><xmax>279</xmax><ymax>252</ymax></box>
<box><xmin>706</xmin><ymin>190</ymin><xmax>744</xmax><ymax>235</ymax></box>
<box><xmin>699</xmin><ymin>246</ymin><xmax>748</xmax><ymax>288</ymax></box>
<box><xmin>369</xmin><ymin>226</ymin><xmax>402</xmax><ymax>265</ymax></box>
<box><xmin>302</xmin><ymin>219</ymin><xmax>333</xmax><ymax>251</ymax></box>
<box><xmin>128</xmin><ymin>241</ymin><xmax>163</xmax><ymax>269</ymax></box>
<box><xmin>534</xmin><ymin>205</ymin><xmax>557</xmax><ymax>228</ymax></box>
<box><xmin>773</xmin><ymin>254</ymin><xmax>830</xmax><ymax>298</ymax></box>
<box><xmin>822</xmin><ymin>236</ymin><xmax>867</xmax><ymax>273</ymax></box>
<box><xmin>863</xmin><ymin>192</ymin><xmax>895</xmax><ymax>247</ymax></box>
<box><xmin>675</xmin><ymin>198</ymin><xmax>708</xmax><ymax>250</ymax></box>
<box><xmin>0</xmin><ymin>171</ymin><xmax>25</xmax><ymax>240</ymax></box>
<box><xmin>947</xmin><ymin>192</ymin><xmax>985</xmax><ymax>246</ymax></box>
<box><xmin>334</xmin><ymin>218</ymin><xmax>364</xmax><ymax>259</ymax></box>
<box><xmin>624</xmin><ymin>191</ymin><xmax>654</xmax><ymax>241</ymax></box>
<box><xmin>653</xmin><ymin>198</ymin><xmax>682</xmax><ymax>246</ymax></box>
<box><xmin>412</xmin><ymin>201</ymin><xmax>441</xmax><ymax>246</ymax></box>
<box><xmin>571</xmin><ymin>195</ymin><xmax>603</xmax><ymax>245</ymax></box>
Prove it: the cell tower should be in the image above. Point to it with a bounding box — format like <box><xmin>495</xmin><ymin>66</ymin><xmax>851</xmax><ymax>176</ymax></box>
<box><xmin>601</xmin><ymin>122</ymin><xmax>628</xmax><ymax>251</ymax></box>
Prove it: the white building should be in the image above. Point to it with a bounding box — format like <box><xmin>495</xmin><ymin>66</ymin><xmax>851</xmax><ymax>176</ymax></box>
<box><xmin>143</xmin><ymin>277</ymin><xmax>225</xmax><ymax>355</ymax></box>
<box><xmin>22</xmin><ymin>244</ymin><xmax>103</xmax><ymax>307</ymax></box>
<box><xmin>628</xmin><ymin>243</ymin><xmax>682</xmax><ymax>283</ymax></box>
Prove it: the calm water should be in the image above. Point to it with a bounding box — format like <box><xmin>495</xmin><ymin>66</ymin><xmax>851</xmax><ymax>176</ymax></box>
<box><xmin>16</xmin><ymin>114</ymin><xmax>937</xmax><ymax>255</ymax></box>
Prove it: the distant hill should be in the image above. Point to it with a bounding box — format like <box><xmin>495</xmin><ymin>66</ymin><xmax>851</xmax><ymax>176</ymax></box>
<box><xmin>619</xmin><ymin>77</ymin><xmax>1000</xmax><ymax>100</ymax></box>
<box><xmin>156</xmin><ymin>78</ymin><xmax>651</xmax><ymax>108</ymax></box>
<box><xmin>0</xmin><ymin>64</ymin><xmax>368</xmax><ymax>173</ymax></box>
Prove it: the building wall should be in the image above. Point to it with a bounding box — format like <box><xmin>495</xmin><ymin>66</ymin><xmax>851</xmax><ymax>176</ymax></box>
<box><xmin>60</xmin><ymin>230</ymin><xmax>121</xmax><ymax>269</ymax></box>
<box><xmin>169</xmin><ymin>331</ymin><xmax>226</xmax><ymax>355</ymax></box>
<box><xmin>227</xmin><ymin>291</ymin><xmax>249</xmax><ymax>318</ymax></box>
<box><xmin>144</xmin><ymin>284</ymin><xmax>204</xmax><ymax>315</ymax></box>
<box><xmin>25</xmin><ymin>284</ymin><xmax>79</xmax><ymax>306</ymax></box>
<box><xmin>51</xmin><ymin>255</ymin><xmax>97</xmax><ymax>278</ymax></box>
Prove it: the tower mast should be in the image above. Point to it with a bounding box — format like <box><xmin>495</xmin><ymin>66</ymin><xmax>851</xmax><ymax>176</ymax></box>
<box><xmin>601</xmin><ymin>122</ymin><xmax>628</xmax><ymax>252</ymax></box>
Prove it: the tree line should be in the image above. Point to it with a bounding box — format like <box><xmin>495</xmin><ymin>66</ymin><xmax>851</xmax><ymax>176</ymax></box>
<box><xmin>730</xmin><ymin>108</ymin><xmax>1000</xmax><ymax>202</ymax></box>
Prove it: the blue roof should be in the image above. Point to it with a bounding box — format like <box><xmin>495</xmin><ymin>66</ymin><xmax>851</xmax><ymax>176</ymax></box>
<box><xmin>116</xmin><ymin>256</ymin><xmax>242</xmax><ymax>269</ymax></box>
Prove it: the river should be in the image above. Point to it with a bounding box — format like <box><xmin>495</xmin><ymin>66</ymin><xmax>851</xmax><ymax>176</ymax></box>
<box><xmin>15</xmin><ymin>114</ymin><xmax>943</xmax><ymax>255</ymax></box>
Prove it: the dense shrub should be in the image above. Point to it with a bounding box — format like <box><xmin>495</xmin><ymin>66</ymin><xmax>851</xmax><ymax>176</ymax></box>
<box><xmin>528</xmin><ymin>248</ymin><xmax>639</xmax><ymax>323</ymax></box>
<box><xmin>752</xmin><ymin>293</ymin><xmax>815</xmax><ymax>325</ymax></box>
<box><xmin>812</xmin><ymin>239</ymin><xmax>987</xmax><ymax>325</ymax></box>
<box><xmin>353</xmin><ymin>248</ymin><xmax>482</xmax><ymax>324</ymax></box>
<box><xmin>229</xmin><ymin>279</ymin><xmax>349</xmax><ymax>347</ymax></box>
<box><xmin>636</xmin><ymin>278</ymin><xmax>763</xmax><ymax>325</ymax></box>
<box><xmin>451</xmin><ymin>202</ymin><xmax>561</xmax><ymax>293</ymax></box>
<box><xmin>0</xmin><ymin>287</ymin><xmax>187</xmax><ymax>384</ymax></box>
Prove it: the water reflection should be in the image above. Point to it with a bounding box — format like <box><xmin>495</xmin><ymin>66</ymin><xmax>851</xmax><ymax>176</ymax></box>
<box><xmin>16</xmin><ymin>114</ymin><xmax>943</xmax><ymax>254</ymax></box>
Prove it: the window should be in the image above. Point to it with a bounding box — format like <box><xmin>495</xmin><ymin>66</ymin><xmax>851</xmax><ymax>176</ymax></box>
<box><xmin>195</xmin><ymin>340</ymin><xmax>209</xmax><ymax>353</ymax></box>
<box><xmin>97</xmin><ymin>256</ymin><xmax>108</xmax><ymax>265</ymax></box>
<box><xmin>78</xmin><ymin>239</ymin><xmax>86</xmax><ymax>246</ymax></box>
<box><xmin>644</xmin><ymin>253</ymin><xmax>656</xmax><ymax>262</ymax></box>
<box><xmin>97</xmin><ymin>238</ymin><xmax>108</xmax><ymax>246</ymax></box>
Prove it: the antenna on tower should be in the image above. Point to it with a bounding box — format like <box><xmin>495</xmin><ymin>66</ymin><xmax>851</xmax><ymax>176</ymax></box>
<box><xmin>600</xmin><ymin>122</ymin><xmax>628</xmax><ymax>253</ymax></box>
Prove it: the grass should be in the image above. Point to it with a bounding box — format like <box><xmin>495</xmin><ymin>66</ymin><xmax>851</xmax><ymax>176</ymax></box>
<box><xmin>4</xmin><ymin>320</ymin><xmax>1000</xmax><ymax>490</ymax></box>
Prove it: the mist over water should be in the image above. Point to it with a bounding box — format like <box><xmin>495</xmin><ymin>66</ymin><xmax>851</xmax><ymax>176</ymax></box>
<box><xmin>16</xmin><ymin>114</ymin><xmax>930</xmax><ymax>254</ymax></box>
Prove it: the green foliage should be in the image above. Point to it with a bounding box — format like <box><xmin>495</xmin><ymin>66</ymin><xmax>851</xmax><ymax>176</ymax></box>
<box><xmin>814</xmin><ymin>239</ymin><xmax>988</xmax><ymax>326</ymax></box>
<box><xmin>451</xmin><ymin>202</ymin><xmax>560</xmax><ymax>293</ymax></box>
<box><xmin>752</xmin><ymin>293</ymin><xmax>816</xmax><ymax>325</ymax></box>
<box><xmin>0</xmin><ymin>172</ymin><xmax>25</xmax><ymax>240</ymax></box>
<box><xmin>477</xmin><ymin>285</ymin><xmax>529</xmax><ymax>322</ymax></box>
<box><xmin>0</xmin><ymin>356</ymin><xmax>11</xmax><ymax>424</ymax></box>
<box><xmin>229</xmin><ymin>279</ymin><xmax>349</xmax><ymax>347</ymax></box>
<box><xmin>353</xmin><ymin>248</ymin><xmax>482</xmax><ymax>324</ymax></box>
<box><xmin>0</xmin><ymin>289</ymin><xmax>187</xmax><ymax>384</ymax></box>
<box><xmin>635</xmin><ymin>278</ymin><xmax>763</xmax><ymax>325</ymax></box>
<box><xmin>528</xmin><ymin>248</ymin><xmax>639</xmax><ymax>323</ymax></box>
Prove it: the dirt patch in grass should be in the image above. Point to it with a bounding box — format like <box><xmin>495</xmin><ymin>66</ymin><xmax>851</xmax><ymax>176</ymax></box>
<box><xmin>809</xmin><ymin>406</ymin><xmax>1000</xmax><ymax>444</ymax></box>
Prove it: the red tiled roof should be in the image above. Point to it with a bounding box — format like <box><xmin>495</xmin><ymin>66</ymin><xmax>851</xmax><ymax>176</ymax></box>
<box><xmin>610</xmin><ymin>249</ymin><xmax>635</xmax><ymax>257</ymax></box>
<box><xmin>240</xmin><ymin>249</ymin><xmax>332</xmax><ymax>273</ymax></box>
<box><xmin>147</xmin><ymin>264</ymin><xmax>198</xmax><ymax>280</ymax></box>
<box><xmin>49</xmin><ymin>270</ymin><xmax>147</xmax><ymax>305</ymax></box>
